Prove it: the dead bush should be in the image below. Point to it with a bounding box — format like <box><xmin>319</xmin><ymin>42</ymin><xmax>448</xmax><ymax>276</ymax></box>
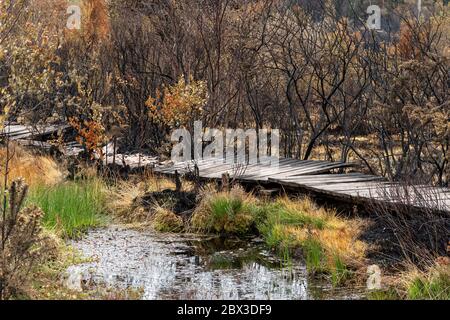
<box><xmin>0</xmin><ymin>179</ymin><xmax>51</xmax><ymax>299</ymax></box>
<box><xmin>369</xmin><ymin>182</ymin><xmax>449</xmax><ymax>268</ymax></box>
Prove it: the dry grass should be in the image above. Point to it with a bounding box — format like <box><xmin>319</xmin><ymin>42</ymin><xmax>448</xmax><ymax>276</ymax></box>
<box><xmin>371</xmin><ymin>258</ymin><xmax>450</xmax><ymax>300</ymax></box>
<box><xmin>257</xmin><ymin>196</ymin><xmax>367</xmax><ymax>278</ymax></box>
<box><xmin>279</xmin><ymin>197</ymin><xmax>366</xmax><ymax>268</ymax></box>
<box><xmin>0</xmin><ymin>145</ymin><xmax>64</xmax><ymax>187</ymax></box>
<box><xmin>151</xmin><ymin>206</ymin><xmax>184</xmax><ymax>232</ymax></box>
<box><xmin>105</xmin><ymin>174</ymin><xmax>185</xmax><ymax>223</ymax></box>
<box><xmin>190</xmin><ymin>187</ymin><xmax>367</xmax><ymax>281</ymax></box>
<box><xmin>140</xmin><ymin>172</ymin><xmax>179</xmax><ymax>192</ymax></box>
<box><xmin>398</xmin><ymin>259</ymin><xmax>450</xmax><ymax>300</ymax></box>
<box><xmin>106</xmin><ymin>181</ymin><xmax>146</xmax><ymax>220</ymax></box>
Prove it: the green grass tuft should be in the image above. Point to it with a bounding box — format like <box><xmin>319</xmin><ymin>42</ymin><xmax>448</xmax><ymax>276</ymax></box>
<box><xmin>191</xmin><ymin>191</ymin><xmax>366</xmax><ymax>285</ymax></box>
<box><xmin>191</xmin><ymin>188</ymin><xmax>255</xmax><ymax>235</ymax></box>
<box><xmin>367</xmin><ymin>289</ymin><xmax>399</xmax><ymax>300</ymax></box>
<box><xmin>27</xmin><ymin>179</ymin><xmax>107</xmax><ymax>238</ymax></box>
<box><xmin>407</xmin><ymin>271</ymin><xmax>450</xmax><ymax>300</ymax></box>
<box><xmin>303</xmin><ymin>238</ymin><xmax>325</xmax><ymax>273</ymax></box>
<box><xmin>331</xmin><ymin>256</ymin><xmax>351</xmax><ymax>286</ymax></box>
<box><xmin>272</xmin><ymin>208</ymin><xmax>326</xmax><ymax>230</ymax></box>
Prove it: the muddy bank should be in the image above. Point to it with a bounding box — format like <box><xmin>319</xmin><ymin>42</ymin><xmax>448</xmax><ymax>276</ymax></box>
<box><xmin>66</xmin><ymin>226</ymin><xmax>366</xmax><ymax>300</ymax></box>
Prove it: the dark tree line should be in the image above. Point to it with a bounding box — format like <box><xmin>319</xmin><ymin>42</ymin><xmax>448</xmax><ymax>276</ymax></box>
<box><xmin>1</xmin><ymin>0</ymin><xmax>449</xmax><ymax>185</ymax></box>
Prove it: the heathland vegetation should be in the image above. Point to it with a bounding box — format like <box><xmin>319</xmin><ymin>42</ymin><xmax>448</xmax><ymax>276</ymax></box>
<box><xmin>0</xmin><ymin>144</ymin><xmax>448</xmax><ymax>299</ymax></box>
<box><xmin>0</xmin><ymin>0</ymin><xmax>448</xmax><ymax>300</ymax></box>
<box><xmin>104</xmin><ymin>173</ymin><xmax>448</xmax><ymax>299</ymax></box>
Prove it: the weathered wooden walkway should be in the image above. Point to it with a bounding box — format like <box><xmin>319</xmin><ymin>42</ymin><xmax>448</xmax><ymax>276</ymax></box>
<box><xmin>0</xmin><ymin>124</ymin><xmax>70</xmax><ymax>141</ymax></box>
<box><xmin>2</xmin><ymin>124</ymin><xmax>449</xmax><ymax>213</ymax></box>
<box><xmin>153</xmin><ymin>157</ymin><xmax>450</xmax><ymax>213</ymax></box>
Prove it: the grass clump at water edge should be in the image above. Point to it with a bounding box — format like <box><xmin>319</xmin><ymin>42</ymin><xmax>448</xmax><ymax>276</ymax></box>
<box><xmin>253</xmin><ymin>197</ymin><xmax>366</xmax><ymax>285</ymax></box>
<box><xmin>190</xmin><ymin>186</ymin><xmax>257</xmax><ymax>235</ymax></box>
<box><xmin>151</xmin><ymin>206</ymin><xmax>184</xmax><ymax>232</ymax></box>
<box><xmin>27</xmin><ymin>178</ymin><xmax>107</xmax><ymax>238</ymax></box>
<box><xmin>404</xmin><ymin>264</ymin><xmax>450</xmax><ymax>300</ymax></box>
<box><xmin>190</xmin><ymin>188</ymin><xmax>367</xmax><ymax>285</ymax></box>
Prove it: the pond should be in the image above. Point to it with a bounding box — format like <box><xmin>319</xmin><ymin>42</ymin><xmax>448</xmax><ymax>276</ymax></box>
<box><xmin>66</xmin><ymin>226</ymin><xmax>366</xmax><ymax>300</ymax></box>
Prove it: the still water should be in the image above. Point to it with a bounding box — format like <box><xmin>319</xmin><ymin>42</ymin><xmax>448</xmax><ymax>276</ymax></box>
<box><xmin>67</xmin><ymin>226</ymin><xmax>365</xmax><ymax>300</ymax></box>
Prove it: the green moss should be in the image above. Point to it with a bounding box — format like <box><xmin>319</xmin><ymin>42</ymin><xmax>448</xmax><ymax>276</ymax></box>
<box><xmin>28</xmin><ymin>242</ymin><xmax>92</xmax><ymax>300</ymax></box>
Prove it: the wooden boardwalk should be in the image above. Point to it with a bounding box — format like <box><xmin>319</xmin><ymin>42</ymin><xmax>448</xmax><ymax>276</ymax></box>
<box><xmin>154</xmin><ymin>157</ymin><xmax>450</xmax><ymax>213</ymax></box>
<box><xmin>2</xmin><ymin>124</ymin><xmax>449</xmax><ymax>213</ymax></box>
<box><xmin>0</xmin><ymin>124</ymin><xmax>70</xmax><ymax>141</ymax></box>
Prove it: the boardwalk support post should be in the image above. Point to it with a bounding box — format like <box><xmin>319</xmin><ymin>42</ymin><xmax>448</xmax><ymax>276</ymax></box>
<box><xmin>175</xmin><ymin>170</ymin><xmax>182</xmax><ymax>193</ymax></box>
<box><xmin>221</xmin><ymin>173</ymin><xmax>230</xmax><ymax>192</ymax></box>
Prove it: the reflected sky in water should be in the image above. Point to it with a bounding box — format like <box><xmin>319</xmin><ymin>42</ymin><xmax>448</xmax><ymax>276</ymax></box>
<box><xmin>68</xmin><ymin>226</ymin><xmax>363</xmax><ymax>300</ymax></box>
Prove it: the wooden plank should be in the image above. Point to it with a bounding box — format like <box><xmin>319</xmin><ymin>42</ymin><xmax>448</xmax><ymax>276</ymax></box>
<box><xmin>159</xmin><ymin>157</ymin><xmax>292</xmax><ymax>176</ymax></box>
<box><xmin>156</xmin><ymin>156</ymin><xmax>259</xmax><ymax>174</ymax></box>
<box><xmin>271</xmin><ymin>177</ymin><xmax>449</xmax><ymax>211</ymax></box>
<box><xmin>243</xmin><ymin>162</ymin><xmax>341</xmax><ymax>179</ymax></box>
<box><xmin>237</xmin><ymin>160</ymin><xmax>340</xmax><ymax>180</ymax></box>
<box><xmin>1</xmin><ymin>124</ymin><xmax>70</xmax><ymax>140</ymax></box>
<box><xmin>268</xmin><ymin>163</ymin><xmax>354</xmax><ymax>179</ymax></box>
<box><xmin>279</xmin><ymin>173</ymin><xmax>384</xmax><ymax>183</ymax></box>
<box><xmin>239</xmin><ymin>160</ymin><xmax>325</xmax><ymax>179</ymax></box>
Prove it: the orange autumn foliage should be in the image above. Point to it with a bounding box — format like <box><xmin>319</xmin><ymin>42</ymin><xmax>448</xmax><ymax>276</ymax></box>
<box><xmin>82</xmin><ymin>0</ymin><xmax>110</xmax><ymax>43</ymax></box>
<box><xmin>395</xmin><ymin>20</ymin><xmax>430</xmax><ymax>60</ymax></box>
<box><xmin>69</xmin><ymin>117</ymin><xmax>106</xmax><ymax>159</ymax></box>
<box><xmin>146</xmin><ymin>76</ymin><xmax>208</xmax><ymax>128</ymax></box>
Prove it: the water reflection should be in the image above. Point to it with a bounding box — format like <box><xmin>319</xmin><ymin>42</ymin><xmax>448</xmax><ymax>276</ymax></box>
<box><xmin>67</xmin><ymin>226</ymin><xmax>362</xmax><ymax>300</ymax></box>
